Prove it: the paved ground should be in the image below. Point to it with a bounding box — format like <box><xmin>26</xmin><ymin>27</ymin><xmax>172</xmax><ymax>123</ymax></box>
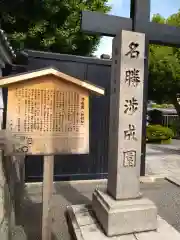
<box><xmin>15</xmin><ymin>140</ymin><xmax>180</xmax><ymax>239</ymax></box>
<box><xmin>146</xmin><ymin>140</ymin><xmax>180</xmax><ymax>176</ymax></box>
<box><xmin>18</xmin><ymin>179</ymin><xmax>180</xmax><ymax>240</ymax></box>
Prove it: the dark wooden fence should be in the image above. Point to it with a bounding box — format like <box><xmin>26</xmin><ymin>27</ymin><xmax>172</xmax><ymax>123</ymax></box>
<box><xmin>25</xmin><ymin>50</ymin><xmax>111</xmax><ymax>181</ymax></box>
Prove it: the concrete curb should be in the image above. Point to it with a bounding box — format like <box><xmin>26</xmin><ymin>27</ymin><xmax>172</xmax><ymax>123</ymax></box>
<box><xmin>165</xmin><ymin>176</ymin><xmax>180</xmax><ymax>187</ymax></box>
<box><xmin>140</xmin><ymin>174</ymin><xmax>166</xmax><ymax>183</ymax></box>
<box><xmin>25</xmin><ymin>175</ymin><xmax>166</xmax><ymax>188</ymax></box>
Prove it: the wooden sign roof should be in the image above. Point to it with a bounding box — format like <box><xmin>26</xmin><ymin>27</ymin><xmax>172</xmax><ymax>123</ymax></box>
<box><xmin>0</xmin><ymin>67</ymin><xmax>105</xmax><ymax>95</ymax></box>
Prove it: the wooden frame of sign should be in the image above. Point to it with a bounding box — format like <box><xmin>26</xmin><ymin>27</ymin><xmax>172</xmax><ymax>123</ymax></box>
<box><xmin>0</xmin><ymin>67</ymin><xmax>104</xmax><ymax>240</ymax></box>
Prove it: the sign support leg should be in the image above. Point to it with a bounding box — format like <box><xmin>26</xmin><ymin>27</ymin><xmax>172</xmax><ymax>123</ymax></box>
<box><xmin>42</xmin><ymin>155</ymin><xmax>54</xmax><ymax>240</ymax></box>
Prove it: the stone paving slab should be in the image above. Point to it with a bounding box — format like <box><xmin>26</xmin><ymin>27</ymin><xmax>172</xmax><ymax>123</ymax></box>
<box><xmin>67</xmin><ymin>204</ymin><xmax>180</xmax><ymax>240</ymax></box>
<box><xmin>136</xmin><ymin>216</ymin><xmax>180</xmax><ymax>240</ymax></box>
<box><xmin>67</xmin><ymin>205</ymin><xmax>136</xmax><ymax>240</ymax></box>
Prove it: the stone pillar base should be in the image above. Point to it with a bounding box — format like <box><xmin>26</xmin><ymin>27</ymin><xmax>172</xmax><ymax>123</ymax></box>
<box><xmin>92</xmin><ymin>188</ymin><xmax>157</xmax><ymax>237</ymax></box>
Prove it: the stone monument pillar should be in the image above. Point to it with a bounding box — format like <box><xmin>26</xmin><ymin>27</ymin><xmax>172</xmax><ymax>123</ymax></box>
<box><xmin>107</xmin><ymin>30</ymin><xmax>145</xmax><ymax>200</ymax></box>
<box><xmin>67</xmin><ymin>30</ymin><xmax>180</xmax><ymax>239</ymax></box>
<box><xmin>92</xmin><ymin>30</ymin><xmax>157</xmax><ymax>236</ymax></box>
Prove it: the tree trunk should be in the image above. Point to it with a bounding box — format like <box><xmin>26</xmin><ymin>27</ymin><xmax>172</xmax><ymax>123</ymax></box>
<box><xmin>172</xmin><ymin>97</ymin><xmax>180</xmax><ymax>119</ymax></box>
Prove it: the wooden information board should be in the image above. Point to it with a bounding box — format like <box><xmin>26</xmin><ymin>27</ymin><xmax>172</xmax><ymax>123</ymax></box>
<box><xmin>0</xmin><ymin>67</ymin><xmax>104</xmax><ymax>240</ymax></box>
<box><xmin>6</xmin><ymin>76</ymin><xmax>89</xmax><ymax>155</ymax></box>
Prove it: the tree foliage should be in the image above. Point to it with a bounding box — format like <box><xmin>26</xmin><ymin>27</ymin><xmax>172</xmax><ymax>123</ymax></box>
<box><xmin>149</xmin><ymin>11</ymin><xmax>180</xmax><ymax>116</ymax></box>
<box><xmin>0</xmin><ymin>0</ymin><xmax>110</xmax><ymax>55</ymax></box>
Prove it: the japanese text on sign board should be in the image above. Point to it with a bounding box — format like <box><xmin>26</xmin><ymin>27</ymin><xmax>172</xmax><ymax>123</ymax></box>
<box><xmin>6</xmin><ymin>84</ymin><xmax>89</xmax><ymax>155</ymax></box>
<box><xmin>14</xmin><ymin>88</ymin><xmax>85</xmax><ymax>134</ymax></box>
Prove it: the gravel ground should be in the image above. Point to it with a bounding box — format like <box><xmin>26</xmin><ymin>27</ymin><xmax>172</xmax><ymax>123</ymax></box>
<box><xmin>18</xmin><ymin>179</ymin><xmax>180</xmax><ymax>240</ymax></box>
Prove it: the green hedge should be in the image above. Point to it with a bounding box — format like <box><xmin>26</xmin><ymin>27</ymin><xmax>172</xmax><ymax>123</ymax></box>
<box><xmin>151</xmin><ymin>104</ymin><xmax>174</xmax><ymax>109</ymax></box>
<box><xmin>146</xmin><ymin>125</ymin><xmax>174</xmax><ymax>143</ymax></box>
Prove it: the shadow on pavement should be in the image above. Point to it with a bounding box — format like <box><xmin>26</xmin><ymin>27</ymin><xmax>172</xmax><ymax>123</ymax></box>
<box><xmin>16</xmin><ymin>188</ymin><xmax>58</xmax><ymax>240</ymax></box>
<box><xmin>14</xmin><ymin>180</ymin><xmax>180</xmax><ymax>239</ymax></box>
<box><xmin>54</xmin><ymin>182</ymin><xmax>91</xmax><ymax>205</ymax></box>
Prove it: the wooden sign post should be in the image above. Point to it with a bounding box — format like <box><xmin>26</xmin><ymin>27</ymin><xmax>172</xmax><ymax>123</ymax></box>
<box><xmin>0</xmin><ymin>67</ymin><xmax>104</xmax><ymax>240</ymax></box>
<box><xmin>42</xmin><ymin>155</ymin><xmax>54</xmax><ymax>240</ymax></box>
